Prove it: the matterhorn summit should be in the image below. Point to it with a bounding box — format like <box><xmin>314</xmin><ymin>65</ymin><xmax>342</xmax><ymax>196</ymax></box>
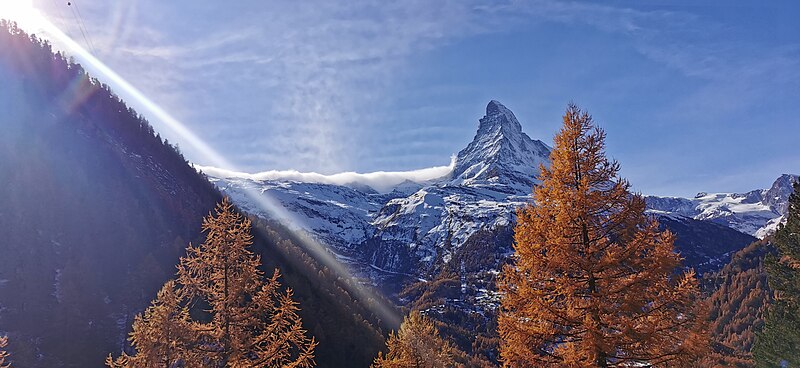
<box><xmin>451</xmin><ymin>100</ymin><xmax>551</xmax><ymax>194</ymax></box>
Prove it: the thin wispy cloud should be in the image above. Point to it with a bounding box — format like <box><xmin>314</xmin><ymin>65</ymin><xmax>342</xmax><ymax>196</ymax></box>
<box><xmin>43</xmin><ymin>1</ymin><xmax>507</xmax><ymax>173</ymax></box>
<box><xmin>40</xmin><ymin>0</ymin><xmax>800</xmax><ymax>195</ymax></box>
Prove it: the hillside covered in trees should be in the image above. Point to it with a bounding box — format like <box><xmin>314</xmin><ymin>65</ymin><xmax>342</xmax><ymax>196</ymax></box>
<box><xmin>0</xmin><ymin>21</ymin><xmax>390</xmax><ymax>367</ymax></box>
<box><xmin>702</xmin><ymin>239</ymin><xmax>774</xmax><ymax>366</ymax></box>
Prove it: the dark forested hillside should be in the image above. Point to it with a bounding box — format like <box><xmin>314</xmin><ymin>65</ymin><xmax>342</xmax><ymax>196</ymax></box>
<box><xmin>0</xmin><ymin>21</ymin><xmax>220</xmax><ymax>367</ymax></box>
<box><xmin>0</xmin><ymin>21</ymin><xmax>387</xmax><ymax>367</ymax></box>
<box><xmin>656</xmin><ymin>215</ymin><xmax>758</xmax><ymax>275</ymax></box>
<box><xmin>247</xmin><ymin>216</ymin><xmax>394</xmax><ymax>367</ymax></box>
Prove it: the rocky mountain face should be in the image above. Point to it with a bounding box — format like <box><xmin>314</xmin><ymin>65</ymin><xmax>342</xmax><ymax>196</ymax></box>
<box><xmin>451</xmin><ymin>100</ymin><xmax>551</xmax><ymax>193</ymax></box>
<box><xmin>646</xmin><ymin>174</ymin><xmax>798</xmax><ymax>238</ymax></box>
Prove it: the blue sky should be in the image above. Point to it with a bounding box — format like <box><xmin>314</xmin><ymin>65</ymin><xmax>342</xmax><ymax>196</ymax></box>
<box><xmin>13</xmin><ymin>0</ymin><xmax>800</xmax><ymax>196</ymax></box>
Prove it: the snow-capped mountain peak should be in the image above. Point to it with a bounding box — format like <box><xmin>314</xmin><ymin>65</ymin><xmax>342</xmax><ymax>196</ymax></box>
<box><xmin>646</xmin><ymin>174</ymin><xmax>798</xmax><ymax>238</ymax></box>
<box><xmin>204</xmin><ymin>99</ymin><xmax>793</xmax><ymax>288</ymax></box>
<box><xmin>480</xmin><ymin>100</ymin><xmax>523</xmax><ymax>136</ymax></box>
<box><xmin>202</xmin><ymin>100</ymin><xmax>549</xmax><ymax>278</ymax></box>
<box><xmin>763</xmin><ymin>173</ymin><xmax>798</xmax><ymax>214</ymax></box>
<box><xmin>451</xmin><ymin>100</ymin><xmax>551</xmax><ymax>194</ymax></box>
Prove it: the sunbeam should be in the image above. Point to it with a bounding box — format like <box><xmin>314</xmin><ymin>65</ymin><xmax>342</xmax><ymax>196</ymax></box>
<box><xmin>13</xmin><ymin>5</ymin><xmax>400</xmax><ymax>328</ymax></box>
<box><xmin>0</xmin><ymin>0</ymin><xmax>46</xmax><ymax>31</ymax></box>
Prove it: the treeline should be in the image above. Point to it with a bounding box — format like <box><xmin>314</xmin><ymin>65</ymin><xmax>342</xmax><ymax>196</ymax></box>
<box><xmin>753</xmin><ymin>180</ymin><xmax>800</xmax><ymax>366</ymax></box>
<box><xmin>246</xmin><ymin>216</ymin><xmax>395</xmax><ymax>365</ymax></box>
<box><xmin>702</xmin><ymin>239</ymin><xmax>774</xmax><ymax>366</ymax></box>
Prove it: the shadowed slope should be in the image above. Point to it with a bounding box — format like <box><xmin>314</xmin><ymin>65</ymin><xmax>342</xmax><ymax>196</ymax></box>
<box><xmin>0</xmin><ymin>22</ymin><xmax>387</xmax><ymax>367</ymax></box>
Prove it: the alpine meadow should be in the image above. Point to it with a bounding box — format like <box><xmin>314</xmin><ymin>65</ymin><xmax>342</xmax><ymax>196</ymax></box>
<box><xmin>0</xmin><ymin>1</ymin><xmax>798</xmax><ymax>367</ymax></box>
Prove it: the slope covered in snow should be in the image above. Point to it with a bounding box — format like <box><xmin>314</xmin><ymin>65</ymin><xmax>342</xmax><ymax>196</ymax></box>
<box><xmin>646</xmin><ymin>174</ymin><xmax>798</xmax><ymax>238</ymax></box>
<box><xmin>206</xmin><ymin>177</ymin><xmax>386</xmax><ymax>252</ymax></box>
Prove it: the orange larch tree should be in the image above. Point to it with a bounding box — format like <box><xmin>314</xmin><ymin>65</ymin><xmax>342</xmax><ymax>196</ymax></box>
<box><xmin>0</xmin><ymin>335</ymin><xmax>10</xmax><ymax>368</ymax></box>
<box><xmin>498</xmin><ymin>104</ymin><xmax>708</xmax><ymax>367</ymax></box>
<box><xmin>372</xmin><ymin>311</ymin><xmax>462</xmax><ymax>368</ymax></box>
<box><xmin>176</xmin><ymin>198</ymin><xmax>316</xmax><ymax>367</ymax></box>
<box><xmin>107</xmin><ymin>198</ymin><xmax>316</xmax><ymax>367</ymax></box>
<box><xmin>105</xmin><ymin>280</ymin><xmax>200</xmax><ymax>368</ymax></box>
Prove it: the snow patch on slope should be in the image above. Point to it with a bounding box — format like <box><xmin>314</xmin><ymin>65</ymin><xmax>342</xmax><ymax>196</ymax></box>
<box><xmin>206</xmin><ymin>176</ymin><xmax>388</xmax><ymax>251</ymax></box>
<box><xmin>646</xmin><ymin>174</ymin><xmax>798</xmax><ymax>238</ymax></box>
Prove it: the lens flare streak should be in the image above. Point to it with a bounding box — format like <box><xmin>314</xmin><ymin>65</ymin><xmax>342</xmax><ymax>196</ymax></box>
<box><xmin>10</xmin><ymin>7</ymin><xmax>400</xmax><ymax>327</ymax></box>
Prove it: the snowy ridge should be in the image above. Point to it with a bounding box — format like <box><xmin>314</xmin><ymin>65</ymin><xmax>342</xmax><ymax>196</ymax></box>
<box><xmin>369</xmin><ymin>185</ymin><xmax>527</xmax><ymax>270</ymax></box>
<box><xmin>646</xmin><ymin>174</ymin><xmax>798</xmax><ymax>238</ymax></box>
<box><xmin>206</xmin><ymin>177</ymin><xmax>389</xmax><ymax>252</ymax></box>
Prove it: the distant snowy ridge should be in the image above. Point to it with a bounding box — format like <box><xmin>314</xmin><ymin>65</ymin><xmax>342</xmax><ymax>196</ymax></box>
<box><xmin>196</xmin><ymin>156</ymin><xmax>455</xmax><ymax>193</ymax></box>
<box><xmin>646</xmin><ymin>174</ymin><xmax>798</xmax><ymax>238</ymax></box>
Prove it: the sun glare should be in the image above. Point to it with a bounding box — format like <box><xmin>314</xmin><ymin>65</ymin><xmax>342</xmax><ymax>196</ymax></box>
<box><xmin>0</xmin><ymin>0</ymin><xmax>402</xmax><ymax>328</ymax></box>
<box><xmin>0</xmin><ymin>0</ymin><xmax>46</xmax><ymax>32</ymax></box>
<box><xmin>0</xmin><ymin>0</ymin><xmax>401</xmax><ymax>329</ymax></box>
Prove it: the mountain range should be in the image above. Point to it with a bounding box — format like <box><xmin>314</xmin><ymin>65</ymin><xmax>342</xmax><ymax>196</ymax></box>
<box><xmin>204</xmin><ymin>100</ymin><xmax>788</xmax><ymax>358</ymax></box>
<box><xmin>202</xmin><ymin>100</ymin><xmax>790</xmax><ymax>283</ymax></box>
<box><xmin>646</xmin><ymin>173</ymin><xmax>796</xmax><ymax>238</ymax></box>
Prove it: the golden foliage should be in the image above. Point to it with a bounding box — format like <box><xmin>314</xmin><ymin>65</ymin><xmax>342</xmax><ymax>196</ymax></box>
<box><xmin>372</xmin><ymin>311</ymin><xmax>463</xmax><ymax>368</ymax></box>
<box><xmin>108</xmin><ymin>198</ymin><xmax>316</xmax><ymax>367</ymax></box>
<box><xmin>105</xmin><ymin>280</ymin><xmax>200</xmax><ymax>367</ymax></box>
<box><xmin>0</xmin><ymin>336</ymin><xmax>10</xmax><ymax>368</ymax></box>
<box><xmin>498</xmin><ymin>104</ymin><xmax>709</xmax><ymax>367</ymax></box>
<box><xmin>701</xmin><ymin>240</ymin><xmax>771</xmax><ymax>367</ymax></box>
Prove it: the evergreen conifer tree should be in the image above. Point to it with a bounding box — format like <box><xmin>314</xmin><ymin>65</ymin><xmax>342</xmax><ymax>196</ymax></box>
<box><xmin>754</xmin><ymin>181</ymin><xmax>800</xmax><ymax>367</ymax></box>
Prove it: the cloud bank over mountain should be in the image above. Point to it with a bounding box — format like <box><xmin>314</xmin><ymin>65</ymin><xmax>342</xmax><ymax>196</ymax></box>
<box><xmin>195</xmin><ymin>156</ymin><xmax>455</xmax><ymax>193</ymax></box>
